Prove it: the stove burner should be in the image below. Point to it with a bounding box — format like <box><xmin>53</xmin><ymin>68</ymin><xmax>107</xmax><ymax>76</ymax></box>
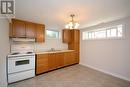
<box><xmin>26</xmin><ymin>52</ymin><xmax>33</xmax><ymax>54</ymax></box>
<box><xmin>11</xmin><ymin>52</ymin><xmax>19</xmax><ymax>55</ymax></box>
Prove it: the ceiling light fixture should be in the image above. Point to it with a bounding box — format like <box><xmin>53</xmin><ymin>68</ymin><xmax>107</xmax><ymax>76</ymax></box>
<box><xmin>65</xmin><ymin>14</ymin><xmax>79</xmax><ymax>29</ymax></box>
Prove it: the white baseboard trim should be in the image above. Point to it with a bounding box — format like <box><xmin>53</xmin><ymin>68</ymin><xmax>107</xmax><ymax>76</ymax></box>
<box><xmin>80</xmin><ymin>63</ymin><xmax>130</xmax><ymax>82</ymax></box>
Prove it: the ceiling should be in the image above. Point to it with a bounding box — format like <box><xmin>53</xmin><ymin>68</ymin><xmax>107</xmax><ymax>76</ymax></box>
<box><xmin>15</xmin><ymin>0</ymin><xmax>130</xmax><ymax>30</ymax></box>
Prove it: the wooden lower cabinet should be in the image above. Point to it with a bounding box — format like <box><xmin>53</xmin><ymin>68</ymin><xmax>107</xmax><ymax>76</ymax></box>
<box><xmin>55</xmin><ymin>53</ymin><xmax>64</xmax><ymax>68</ymax></box>
<box><xmin>36</xmin><ymin>51</ymin><xmax>79</xmax><ymax>75</ymax></box>
<box><xmin>48</xmin><ymin>53</ymin><xmax>64</xmax><ymax>70</ymax></box>
<box><xmin>64</xmin><ymin>52</ymin><xmax>76</xmax><ymax>66</ymax></box>
<box><xmin>36</xmin><ymin>54</ymin><xmax>49</xmax><ymax>74</ymax></box>
<box><xmin>48</xmin><ymin>53</ymin><xmax>56</xmax><ymax>70</ymax></box>
<box><xmin>74</xmin><ymin>52</ymin><xmax>79</xmax><ymax>63</ymax></box>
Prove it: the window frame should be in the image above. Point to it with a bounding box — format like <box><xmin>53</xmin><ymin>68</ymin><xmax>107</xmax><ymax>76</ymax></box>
<box><xmin>82</xmin><ymin>25</ymin><xmax>125</xmax><ymax>40</ymax></box>
<box><xmin>46</xmin><ymin>29</ymin><xmax>60</xmax><ymax>39</ymax></box>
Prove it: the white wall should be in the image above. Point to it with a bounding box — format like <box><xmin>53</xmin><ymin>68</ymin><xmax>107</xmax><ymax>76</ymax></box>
<box><xmin>35</xmin><ymin>39</ymin><xmax>68</xmax><ymax>51</ymax></box>
<box><xmin>0</xmin><ymin>19</ymin><xmax>9</xmax><ymax>87</ymax></box>
<box><xmin>80</xmin><ymin>17</ymin><xmax>130</xmax><ymax>81</ymax></box>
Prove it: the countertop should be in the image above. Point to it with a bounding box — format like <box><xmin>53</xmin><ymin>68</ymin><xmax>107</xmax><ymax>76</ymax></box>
<box><xmin>35</xmin><ymin>50</ymin><xmax>75</xmax><ymax>54</ymax></box>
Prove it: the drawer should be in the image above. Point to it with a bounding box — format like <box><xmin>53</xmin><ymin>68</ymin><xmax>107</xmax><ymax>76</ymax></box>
<box><xmin>8</xmin><ymin>69</ymin><xmax>35</xmax><ymax>83</ymax></box>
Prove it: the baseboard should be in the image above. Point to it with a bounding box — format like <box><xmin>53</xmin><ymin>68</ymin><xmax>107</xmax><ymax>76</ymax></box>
<box><xmin>80</xmin><ymin>63</ymin><xmax>130</xmax><ymax>82</ymax></box>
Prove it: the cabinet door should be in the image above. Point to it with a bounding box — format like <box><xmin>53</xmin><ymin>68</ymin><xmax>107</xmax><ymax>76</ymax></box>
<box><xmin>36</xmin><ymin>54</ymin><xmax>49</xmax><ymax>74</ymax></box>
<box><xmin>12</xmin><ymin>19</ymin><xmax>26</xmax><ymax>37</ymax></box>
<box><xmin>62</xmin><ymin>29</ymin><xmax>71</xmax><ymax>43</ymax></box>
<box><xmin>26</xmin><ymin>22</ymin><xmax>36</xmax><ymax>38</ymax></box>
<box><xmin>68</xmin><ymin>43</ymin><xmax>79</xmax><ymax>52</ymax></box>
<box><xmin>74</xmin><ymin>29</ymin><xmax>80</xmax><ymax>43</ymax></box>
<box><xmin>48</xmin><ymin>54</ymin><xmax>56</xmax><ymax>70</ymax></box>
<box><xmin>71</xmin><ymin>29</ymin><xmax>80</xmax><ymax>43</ymax></box>
<box><xmin>55</xmin><ymin>53</ymin><xmax>64</xmax><ymax>68</ymax></box>
<box><xmin>70</xmin><ymin>52</ymin><xmax>76</xmax><ymax>65</ymax></box>
<box><xmin>36</xmin><ymin>24</ymin><xmax>45</xmax><ymax>43</ymax></box>
<box><xmin>75</xmin><ymin>52</ymin><xmax>79</xmax><ymax>63</ymax></box>
<box><xmin>64</xmin><ymin>52</ymin><xmax>71</xmax><ymax>66</ymax></box>
<box><xmin>64</xmin><ymin>52</ymin><xmax>75</xmax><ymax>66</ymax></box>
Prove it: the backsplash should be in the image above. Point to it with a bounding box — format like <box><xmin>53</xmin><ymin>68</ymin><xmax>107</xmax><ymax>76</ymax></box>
<box><xmin>10</xmin><ymin>39</ymin><xmax>68</xmax><ymax>53</ymax></box>
<box><xmin>35</xmin><ymin>39</ymin><xmax>68</xmax><ymax>51</ymax></box>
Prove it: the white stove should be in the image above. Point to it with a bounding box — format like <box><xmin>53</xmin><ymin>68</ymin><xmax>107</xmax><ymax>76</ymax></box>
<box><xmin>8</xmin><ymin>51</ymin><xmax>35</xmax><ymax>57</ymax></box>
<box><xmin>7</xmin><ymin>44</ymin><xmax>35</xmax><ymax>83</ymax></box>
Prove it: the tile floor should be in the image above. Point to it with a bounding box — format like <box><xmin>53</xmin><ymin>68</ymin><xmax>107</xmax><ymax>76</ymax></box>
<box><xmin>8</xmin><ymin>64</ymin><xmax>130</xmax><ymax>87</ymax></box>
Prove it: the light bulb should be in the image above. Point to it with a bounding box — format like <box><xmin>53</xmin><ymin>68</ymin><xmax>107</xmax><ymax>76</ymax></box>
<box><xmin>75</xmin><ymin>23</ymin><xmax>79</xmax><ymax>26</ymax></box>
<box><xmin>70</xmin><ymin>26</ymin><xmax>73</xmax><ymax>29</ymax></box>
<box><xmin>69</xmin><ymin>22</ymin><xmax>73</xmax><ymax>27</ymax></box>
<box><xmin>74</xmin><ymin>23</ymin><xmax>79</xmax><ymax>29</ymax></box>
<box><xmin>65</xmin><ymin>25</ymin><xmax>69</xmax><ymax>29</ymax></box>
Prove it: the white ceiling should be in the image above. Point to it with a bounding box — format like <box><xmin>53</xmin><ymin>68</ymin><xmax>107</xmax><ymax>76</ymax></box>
<box><xmin>15</xmin><ymin>0</ymin><xmax>130</xmax><ymax>30</ymax></box>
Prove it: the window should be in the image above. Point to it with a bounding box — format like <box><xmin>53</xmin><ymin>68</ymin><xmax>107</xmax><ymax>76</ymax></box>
<box><xmin>95</xmin><ymin>30</ymin><xmax>106</xmax><ymax>39</ymax></box>
<box><xmin>46</xmin><ymin>30</ymin><xmax>59</xmax><ymax>39</ymax></box>
<box><xmin>82</xmin><ymin>25</ymin><xmax>123</xmax><ymax>40</ymax></box>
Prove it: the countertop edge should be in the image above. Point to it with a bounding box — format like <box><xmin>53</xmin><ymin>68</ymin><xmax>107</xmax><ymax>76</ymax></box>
<box><xmin>35</xmin><ymin>50</ymin><xmax>75</xmax><ymax>54</ymax></box>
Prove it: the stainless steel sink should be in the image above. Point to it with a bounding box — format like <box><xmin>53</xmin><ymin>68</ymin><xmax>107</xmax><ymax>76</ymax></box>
<box><xmin>45</xmin><ymin>49</ymin><xmax>61</xmax><ymax>52</ymax></box>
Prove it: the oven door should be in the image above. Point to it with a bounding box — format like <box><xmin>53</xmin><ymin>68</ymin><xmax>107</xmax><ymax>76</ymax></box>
<box><xmin>8</xmin><ymin>55</ymin><xmax>35</xmax><ymax>74</ymax></box>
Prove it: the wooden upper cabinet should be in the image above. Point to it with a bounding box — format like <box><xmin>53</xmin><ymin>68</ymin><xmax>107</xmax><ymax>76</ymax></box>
<box><xmin>75</xmin><ymin>29</ymin><xmax>80</xmax><ymax>43</ymax></box>
<box><xmin>62</xmin><ymin>29</ymin><xmax>71</xmax><ymax>43</ymax></box>
<box><xmin>10</xmin><ymin>19</ymin><xmax>45</xmax><ymax>43</ymax></box>
<box><xmin>12</xmin><ymin>19</ymin><xmax>26</xmax><ymax>37</ymax></box>
<box><xmin>26</xmin><ymin>22</ymin><xmax>36</xmax><ymax>38</ymax></box>
<box><xmin>71</xmin><ymin>29</ymin><xmax>80</xmax><ymax>43</ymax></box>
<box><xmin>62</xmin><ymin>29</ymin><xmax>80</xmax><ymax>43</ymax></box>
<box><xmin>36</xmin><ymin>24</ymin><xmax>45</xmax><ymax>43</ymax></box>
<box><xmin>68</xmin><ymin>43</ymin><xmax>79</xmax><ymax>52</ymax></box>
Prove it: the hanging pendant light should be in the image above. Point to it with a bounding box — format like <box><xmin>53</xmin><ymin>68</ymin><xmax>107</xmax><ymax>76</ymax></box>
<box><xmin>65</xmin><ymin>14</ymin><xmax>79</xmax><ymax>29</ymax></box>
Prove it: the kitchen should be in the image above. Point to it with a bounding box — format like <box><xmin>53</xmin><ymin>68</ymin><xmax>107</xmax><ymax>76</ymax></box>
<box><xmin>0</xmin><ymin>0</ymin><xmax>130</xmax><ymax>87</ymax></box>
<box><xmin>7</xmin><ymin>18</ymin><xmax>80</xmax><ymax>83</ymax></box>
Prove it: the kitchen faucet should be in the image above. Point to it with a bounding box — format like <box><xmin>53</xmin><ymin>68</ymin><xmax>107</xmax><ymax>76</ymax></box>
<box><xmin>50</xmin><ymin>48</ymin><xmax>55</xmax><ymax>51</ymax></box>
